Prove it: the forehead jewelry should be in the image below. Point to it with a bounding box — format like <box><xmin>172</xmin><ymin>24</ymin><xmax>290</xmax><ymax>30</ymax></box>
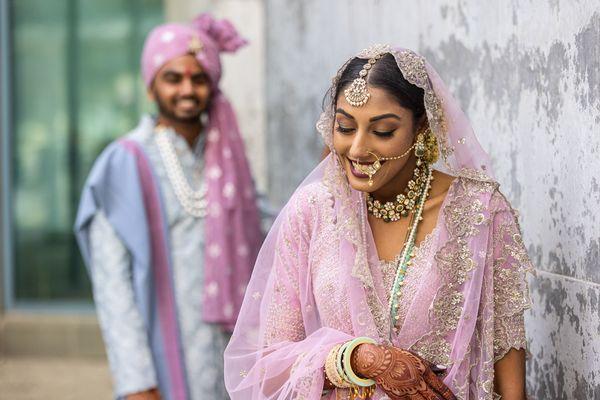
<box><xmin>188</xmin><ymin>35</ymin><xmax>204</xmax><ymax>54</ymax></box>
<box><xmin>352</xmin><ymin>145</ymin><xmax>415</xmax><ymax>186</ymax></box>
<box><xmin>344</xmin><ymin>53</ymin><xmax>385</xmax><ymax>107</ymax></box>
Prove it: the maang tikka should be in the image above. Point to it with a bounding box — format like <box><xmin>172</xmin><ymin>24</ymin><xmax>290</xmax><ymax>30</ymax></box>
<box><xmin>344</xmin><ymin>52</ymin><xmax>385</xmax><ymax>107</ymax></box>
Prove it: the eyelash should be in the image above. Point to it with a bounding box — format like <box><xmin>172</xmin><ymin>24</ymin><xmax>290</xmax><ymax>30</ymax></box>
<box><xmin>335</xmin><ymin>125</ymin><xmax>395</xmax><ymax>137</ymax></box>
<box><xmin>335</xmin><ymin>126</ymin><xmax>354</xmax><ymax>134</ymax></box>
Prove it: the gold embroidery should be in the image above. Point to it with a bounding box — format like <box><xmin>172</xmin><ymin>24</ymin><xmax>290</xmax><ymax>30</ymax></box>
<box><xmin>490</xmin><ymin>193</ymin><xmax>533</xmax><ymax>361</ymax></box>
<box><xmin>411</xmin><ymin>178</ymin><xmax>495</xmax><ymax>366</ymax></box>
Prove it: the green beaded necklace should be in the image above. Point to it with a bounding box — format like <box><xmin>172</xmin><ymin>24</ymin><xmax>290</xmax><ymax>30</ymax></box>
<box><xmin>388</xmin><ymin>165</ymin><xmax>433</xmax><ymax>338</ymax></box>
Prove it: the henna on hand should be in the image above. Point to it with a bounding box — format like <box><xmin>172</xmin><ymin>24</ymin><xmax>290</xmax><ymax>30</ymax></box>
<box><xmin>350</xmin><ymin>344</ymin><xmax>456</xmax><ymax>400</ymax></box>
<box><xmin>350</xmin><ymin>343</ymin><xmax>390</xmax><ymax>379</ymax></box>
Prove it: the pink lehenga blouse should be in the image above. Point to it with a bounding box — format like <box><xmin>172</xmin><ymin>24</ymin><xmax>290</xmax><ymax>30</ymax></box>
<box><xmin>224</xmin><ymin>46</ymin><xmax>533</xmax><ymax>400</ymax></box>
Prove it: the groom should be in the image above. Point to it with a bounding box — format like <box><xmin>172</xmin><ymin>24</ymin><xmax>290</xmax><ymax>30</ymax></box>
<box><xmin>75</xmin><ymin>14</ymin><xmax>263</xmax><ymax>400</ymax></box>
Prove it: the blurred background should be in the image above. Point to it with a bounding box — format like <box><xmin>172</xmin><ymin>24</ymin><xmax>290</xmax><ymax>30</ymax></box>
<box><xmin>0</xmin><ymin>0</ymin><xmax>599</xmax><ymax>399</ymax></box>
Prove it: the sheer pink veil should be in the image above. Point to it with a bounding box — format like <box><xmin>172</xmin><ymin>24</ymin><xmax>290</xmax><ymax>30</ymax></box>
<box><xmin>224</xmin><ymin>46</ymin><xmax>531</xmax><ymax>400</ymax></box>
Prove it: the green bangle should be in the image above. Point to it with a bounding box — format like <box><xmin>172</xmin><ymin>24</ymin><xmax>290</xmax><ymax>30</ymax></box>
<box><xmin>342</xmin><ymin>337</ymin><xmax>377</xmax><ymax>387</ymax></box>
<box><xmin>336</xmin><ymin>341</ymin><xmax>352</xmax><ymax>386</ymax></box>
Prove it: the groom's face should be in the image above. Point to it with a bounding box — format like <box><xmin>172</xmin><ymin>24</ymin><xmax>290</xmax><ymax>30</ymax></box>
<box><xmin>149</xmin><ymin>54</ymin><xmax>212</xmax><ymax>123</ymax></box>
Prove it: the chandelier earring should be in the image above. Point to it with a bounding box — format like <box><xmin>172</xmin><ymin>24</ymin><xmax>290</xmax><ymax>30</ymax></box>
<box><xmin>414</xmin><ymin>125</ymin><xmax>438</xmax><ymax>166</ymax></box>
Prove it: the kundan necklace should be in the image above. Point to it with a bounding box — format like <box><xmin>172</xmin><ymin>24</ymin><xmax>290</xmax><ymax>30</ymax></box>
<box><xmin>155</xmin><ymin>126</ymin><xmax>208</xmax><ymax>218</ymax></box>
<box><xmin>366</xmin><ymin>162</ymin><xmax>429</xmax><ymax>222</ymax></box>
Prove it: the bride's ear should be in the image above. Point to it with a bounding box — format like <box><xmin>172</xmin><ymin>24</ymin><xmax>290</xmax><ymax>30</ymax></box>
<box><xmin>414</xmin><ymin>114</ymin><xmax>429</xmax><ymax>136</ymax></box>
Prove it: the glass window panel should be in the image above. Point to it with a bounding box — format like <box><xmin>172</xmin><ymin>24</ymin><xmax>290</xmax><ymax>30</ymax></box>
<box><xmin>11</xmin><ymin>0</ymin><xmax>163</xmax><ymax>303</ymax></box>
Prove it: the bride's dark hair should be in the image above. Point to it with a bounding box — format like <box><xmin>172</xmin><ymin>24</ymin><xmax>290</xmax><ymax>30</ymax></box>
<box><xmin>326</xmin><ymin>53</ymin><xmax>426</xmax><ymax>123</ymax></box>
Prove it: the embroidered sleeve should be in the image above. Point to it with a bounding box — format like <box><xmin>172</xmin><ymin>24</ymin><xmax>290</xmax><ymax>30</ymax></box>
<box><xmin>491</xmin><ymin>200</ymin><xmax>533</xmax><ymax>362</ymax></box>
<box><xmin>263</xmin><ymin>194</ymin><xmax>310</xmax><ymax>346</ymax></box>
<box><xmin>89</xmin><ymin>211</ymin><xmax>158</xmax><ymax>396</ymax></box>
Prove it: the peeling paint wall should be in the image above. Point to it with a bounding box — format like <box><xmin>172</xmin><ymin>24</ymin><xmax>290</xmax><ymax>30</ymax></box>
<box><xmin>266</xmin><ymin>1</ymin><xmax>600</xmax><ymax>398</ymax></box>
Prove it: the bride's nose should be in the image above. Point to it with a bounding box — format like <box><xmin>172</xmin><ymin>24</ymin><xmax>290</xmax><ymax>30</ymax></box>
<box><xmin>348</xmin><ymin>130</ymin><xmax>373</xmax><ymax>161</ymax></box>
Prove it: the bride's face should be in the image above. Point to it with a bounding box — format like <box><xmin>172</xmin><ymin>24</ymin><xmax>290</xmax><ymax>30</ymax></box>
<box><xmin>333</xmin><ymin>86</ymin><xmax>417</xmax><ymax>193</ymax></box>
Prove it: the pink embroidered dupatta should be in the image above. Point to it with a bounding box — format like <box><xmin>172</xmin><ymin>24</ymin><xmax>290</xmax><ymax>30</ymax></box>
<box><xmin>224</xmin><ymin>47</ymin><xmax>532</xmax><ymax>400</ymax></box>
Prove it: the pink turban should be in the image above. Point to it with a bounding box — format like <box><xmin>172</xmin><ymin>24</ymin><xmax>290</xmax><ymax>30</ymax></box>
<box><xmin>141</xmin><ymin>13</ymin><xmax>248</xmax><ymax>88</ymax></box>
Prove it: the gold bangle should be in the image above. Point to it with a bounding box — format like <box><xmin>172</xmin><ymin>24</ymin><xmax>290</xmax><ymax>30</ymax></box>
<box><xmin>325</xmin><ymin>344</ymin><xmax>351</xmax><ymax>388</ymax></box>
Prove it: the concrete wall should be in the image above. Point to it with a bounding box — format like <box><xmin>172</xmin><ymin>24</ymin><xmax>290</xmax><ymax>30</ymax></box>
<box><xmin>265</xmin><ymin>1</ymin><xmax>600</xmax><ymax>398</ymax></box>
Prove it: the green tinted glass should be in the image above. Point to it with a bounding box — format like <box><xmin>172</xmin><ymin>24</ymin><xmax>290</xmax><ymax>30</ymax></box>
<box><xmin>11</xmin><ymin>0</ymin><xmax>163</xmax><ymax>302</ymax></box>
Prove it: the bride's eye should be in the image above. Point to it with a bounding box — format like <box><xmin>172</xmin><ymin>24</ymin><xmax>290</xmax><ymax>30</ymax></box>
<box><xmin>336</xmin><ymin>124</ymin><xmax>355</xmax><ymax>134</ymax></box>
<box><xmin>373</xmin><ymin>130</ymin><xmax>395</xmax><ymax>137</ymax></box>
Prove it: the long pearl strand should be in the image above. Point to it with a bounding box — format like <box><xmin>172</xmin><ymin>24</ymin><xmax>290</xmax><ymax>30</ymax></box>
<box><xmin>388</xmin><ymin>166</ymin><xmax>433</xmax><ymax>337</ymax></box>
<box><xmin>155</xmin><ymin>128</ymin><xmax>208</xmax><ymax>218</ymax></box>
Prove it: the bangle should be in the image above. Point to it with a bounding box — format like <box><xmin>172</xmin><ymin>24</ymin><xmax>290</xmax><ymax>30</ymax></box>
<box><xmin>336</xmin><ymin>341</ymin><xmax>353</xmax><ymax>386</ymax></box>
<box><xmin>342</xmin><ymin>337</ymin><xmax>377</xmax><ymax>387</ymax></box>
<box><xmin>325</xmin><ymin>344</ymin><xmax>350</xmax><ymax>388</ymax></box>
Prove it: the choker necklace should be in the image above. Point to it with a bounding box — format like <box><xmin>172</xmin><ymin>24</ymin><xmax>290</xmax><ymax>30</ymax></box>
<box><xmin>366</xmin><ymin>163</ymin><xmax>431</xmax><ymax>222</ymax></box>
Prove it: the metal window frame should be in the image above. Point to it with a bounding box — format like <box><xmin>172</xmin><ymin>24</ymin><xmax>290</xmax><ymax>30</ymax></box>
<box><xmin>1</xmin><ymin>0</ymin><xmax>14</xmax><ymax>312</ymax></box>
<box><xmin>1</xmin><ymin>0</ymin><xmax>163</xmax><ymax>314</ymax></box>
<box><xmin>0</xmin><ymin>0</ymin><xmax>94</xmax><ymax>313</ymax></box>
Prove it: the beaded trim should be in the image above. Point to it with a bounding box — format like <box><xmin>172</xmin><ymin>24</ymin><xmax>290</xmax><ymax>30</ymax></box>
<box><xmin>388</xmin><ymin>166</ymin><xmax>433</xmax><ymax>337</ymax></box>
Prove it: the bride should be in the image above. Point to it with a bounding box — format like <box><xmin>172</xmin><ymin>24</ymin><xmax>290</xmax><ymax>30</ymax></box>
<box><xmin>224</xmin><ymin>45</ymin><xmax>531</xmax><ymax>400</ymax></box>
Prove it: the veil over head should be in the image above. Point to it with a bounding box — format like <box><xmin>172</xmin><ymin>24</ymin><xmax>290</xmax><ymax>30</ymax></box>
<box><xmin>225</xmin><ymin>46</ymin><xmax>531</xmax><ymax>400</ymax></box>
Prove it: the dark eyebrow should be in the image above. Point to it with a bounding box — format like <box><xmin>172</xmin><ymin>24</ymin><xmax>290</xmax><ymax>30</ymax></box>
<box><xmin>335</xmin><ymin>108</ymin><xmax>355</xmax><ymax>120</ymax></box>
<box><xmin>161</xmin><ymin>70</ymin><xmax>181</xmax><ymax>77</ymax></box>
<box><xmin>369</xmin><ymin>113</ymin><xmax>402</xmax><ymax>122</ymax></box>
<box><xmin>336</xmin><ymin>108</ymin><xmax>402</xmax><ymax>123</ymax></box>
<box><xmin>161</xmin><ymin>70</ymin><xmax>206</xmax><ymax>78</ymax></box>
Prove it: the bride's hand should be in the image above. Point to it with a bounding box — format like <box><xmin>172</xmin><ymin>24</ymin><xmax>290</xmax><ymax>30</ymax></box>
<box><xmin>350</xmin><ymin>343</ymin><xmax>456</xmax><ymax>400</ymax></box>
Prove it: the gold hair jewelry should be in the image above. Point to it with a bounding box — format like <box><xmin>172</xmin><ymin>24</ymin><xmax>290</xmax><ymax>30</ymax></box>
<box><xmin>423</xmin><ymin>127</ymin><xmax>439</xmax><ymax>164</ymax></box>
<box><xmin>344</xmin><ymin>54</ymin><xmax>384</xmax><ymax>107</ymax></box>
<box><xmin>415</xmin><ymin>126</ymin><xmax>439</xmax><ymax>166</ymax></box>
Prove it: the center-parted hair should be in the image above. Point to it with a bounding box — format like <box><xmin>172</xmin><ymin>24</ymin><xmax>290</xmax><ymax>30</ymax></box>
<box><xmin>328</xmin><ymin>53</ymin><xmax>426</xmax><ymax>123</ymax></box>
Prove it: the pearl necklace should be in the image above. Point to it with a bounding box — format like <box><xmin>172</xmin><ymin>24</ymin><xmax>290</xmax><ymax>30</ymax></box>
<box><xmin>367</xmin><ymin>163</ymin><xmax>428</xmax><ymax>222</ymax></box>
<box><xmin>388</xmin><ymin>166</ymin><xmax>432</xmax><ymax>337</ymax></box>
<box><xmin>155</xmin><ymin>128</ymin><xmax>208</xmax><ymax>218</ymax></box>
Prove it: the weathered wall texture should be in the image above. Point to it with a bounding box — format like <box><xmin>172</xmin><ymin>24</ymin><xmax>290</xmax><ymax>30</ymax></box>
<box><xmin>265</xmin><ymin>1</ymin><xmax>600</xmax><ymax>398</ymax></box>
